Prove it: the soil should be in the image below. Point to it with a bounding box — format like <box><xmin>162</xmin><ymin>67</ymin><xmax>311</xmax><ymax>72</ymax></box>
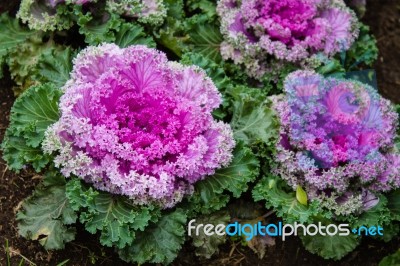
<box><xmin>1</xmin><ymin>0</ymin><xmax>400</xmax><ymax>265</ymax></box>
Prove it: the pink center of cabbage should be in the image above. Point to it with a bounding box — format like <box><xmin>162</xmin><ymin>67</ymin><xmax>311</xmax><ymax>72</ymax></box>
<box><xmin>257</xmin><ymin>0</ymin><xmax>317</xmax><ymax>45</ymax></box>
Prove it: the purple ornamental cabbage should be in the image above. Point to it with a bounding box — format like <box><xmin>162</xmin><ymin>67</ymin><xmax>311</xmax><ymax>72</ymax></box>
<box><xmin>217</xmin><ymin>0</ymin><xmax>359</xmax><ymax>79</ymax></box>
<box><xmin>43</xmin><ymin>44</ymin><xmax>235</xmax><ymax>208</ymax></box>
<box><xmin>272</xmin><ymin>70</ymin><xmax>400</xmax><ymax>215</ymax></box>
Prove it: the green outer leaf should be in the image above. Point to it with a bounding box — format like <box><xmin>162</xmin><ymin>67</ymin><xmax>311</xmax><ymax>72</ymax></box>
<box><xmin>387</xmin><ymin>190</ymin><xmax>400</xmax><ymax>220</ymax></box>
<box><xmin>300</xmin><ymin>232</ymin><xmax>360</xmax><ymax>261</ymax></box>
<box><xmin>0</xmin><ymin>13</ymin><xmax>35</xmax><ymax>61</ymax></box>
<box><xmin>379</xmin><ymin>249</ymin><xmax>400</xmax><ymax>266</ymax></box>
<box><xmin>75</xmin><ymin>6</ymin><xmax>122</xmax><ymax>45</ymax></box>
<box><xmin>118</xmin><ymin>208</ymin><xmax>187</xmax><ymax>264</ymax></box>
<box><xmin>252</xmin><ymin>176</ymin><xmax>322</xmax><ymax>223</ymax></box>
<box><xmin>185</xmin><ymin>19</ymin><xmax>223</xmax><ymax>63</ymax></box>
<box><xmin>180</xmin><ymin>52</ymin><xmax>230</xmax><ymax>90</ymax></box>
<box><xmin>195</xmin><ymin>141</ymin><xmax>259</xmax><ymax>204</ymax></box>
<box><xmin>114</xmin><ymin>23</ymin><xmax>156</xmax><ymax>48</ymax></box>
<box><xmin>17</xmin><ymin>171</ymin><xmax>77</xmax><ymax>250</ymax></box>
<box><xmin>66</xmin><ymin>178</ymin><xmax>161</xmax><ymax>249</ymax></box>
<box><xmin>229</xmin><ymin>86</ymin><xmax>279</xmax><ymax>147</ymax></box>
<box><xmin>350</xmin><ymin>195</ymin><xmax>392</xmax><ymax>228</ymax></box>
<box><xmin>191</xmin><ymin>210</ymin><xmax>230</xmax><ymax>259</ymax></box>
<box><xmin>1</xmin><ymin>83</ymin><xmax>62</xmax><ymax>171</ymax></box>
<box><xmin>34</xmin><ymin>47</ymin><xmax>76</xmax><ymax>88</ymax></box>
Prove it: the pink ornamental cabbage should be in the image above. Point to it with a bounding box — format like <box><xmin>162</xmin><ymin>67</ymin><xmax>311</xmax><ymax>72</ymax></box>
<box><xmin>43</xmin><ymin>44</ymin><xmax>235</xmax><ymax>208</ymax></box>
<box><xmin>217</xmin><ymin>0</ymin><xmax>359</xmax><ymax>79</ymax></box>
<box><xmin>272</xmin><ymin>70</ymin><xmax>400</xmax><ymax>215</ymax></box>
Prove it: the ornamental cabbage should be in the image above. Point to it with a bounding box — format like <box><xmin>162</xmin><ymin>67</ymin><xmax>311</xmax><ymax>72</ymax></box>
<box><xmin>17</xmin><ymin>0</ymin><xmax>166</xmax><ymax>31</ymax></box>
<box><xmin>42</xmin><ymin>43</ymin><xmax>235</xmax><ymax>208</ymax></box>
<box><xmin>217</xmin><ymin>0</ymin><xmax>359</xmax><ymax>79</ymax></box>
<box><xmin>272</xmin><ymin>70</ymin><xmax>400</xmax><ymax>215</ymax></box>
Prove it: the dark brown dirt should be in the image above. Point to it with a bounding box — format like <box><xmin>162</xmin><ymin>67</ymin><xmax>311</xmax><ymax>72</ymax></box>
<box><xmin>1</xmin><ymin>1</ymin><xmax>400</xmax><ymax>265</ymax></box>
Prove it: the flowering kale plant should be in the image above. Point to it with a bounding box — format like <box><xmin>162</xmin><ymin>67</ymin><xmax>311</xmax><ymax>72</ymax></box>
<box><xmin>217</xmin><ymin>0</ymin><xmax>359</xmax><ymax>79</ymax></box>
<box><xmin>253</xmin><ymin>71</ymin><xmax>400</xmax><ymax>259</ymax></box>
<box><xmin>0</xmin><ymin>0</ymin><xmax>399</xmax><ymax>264</ymax></box>
<box><xmin>273</xmin><ymin>70</ymin><xmax>399</xmax><ymax>215</ymax></box>
<box><xmin>17</xmin><ymin>0</ymin><xmax>166</xmax><ymax>31</ymax></box>
<box><xmin>43</xmin><ymin>43</ymin><xmax>235</xmax><ymax>208</ymax></box>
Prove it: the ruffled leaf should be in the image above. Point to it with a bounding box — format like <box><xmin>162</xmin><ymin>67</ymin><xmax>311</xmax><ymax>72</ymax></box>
<box><xmin>34</xmin><ymin>46</ymin><xmax>77</xmax><ymax>88</ymax></box>
<box><xmin>195</xmin><ymin>141</ymin><xmax>259</xmax><ymax>204</ymax></box>
<box><xmin>155</xmin><ymin>0</ymin><xmax>187</xmax><ymax>57</ymax></box>
<box><xmin>185</xmin><ymin>19</ymin><xmax>223</xmax><ymax>63</ymax></box>
<box><xmin>300</xmin><ymin>232</ymin><xmax>360</xmax><ymax>260</ymax></box>
<box><xmin>17</xmin><ymin>0</ymin><xmax>73</xmax><ymax>31</ymax></box>
<box><xmin>65</xmin><ymin>178</ymin><xmax>161</xmax><ymax>249</ymax></box>
<box><xmin>350</xmin><ymin>196</ymin><xmax>392</xmax><ymax>228</ymax></box>
<box><xmin>252</xmin><ymin>176</ymin><xmax>323</xmax><ymax>223</ymax></box>
<box><xmin>387</xmin><ymin>190</ymin><xmax>400</xmax><ymax>220</ymax></box>
<box><xmin>114</xmin><ymin>23</ymin><xmax>156</xmax><ymax>48</ymax></box>
<box><xmin>379</xmin><ymin>249</ymin><xmax>400</xmax><ymax>266</ymax></box>
<box><xmin>1</xmin><ymin>83</ymin><xmax>62</xmax><ymax>171</ymax></box>
<box><xmin>76</xmin><ymin>7</ymin><xmax>122</xmax><ymax>45</ymax></box>
<box><xmin>344</xmin><ymin>23</ymin><xmax>378</xmax><ymax>70</ymax></box>
<box><xmin>180</xmin><ymin>52</ymin><xmax>230</xmax><ymax>91</ymax></box>
<box><xmin>118</xmin><ymin>209</ymin><xmax>187</xmax><ymax>264</ymax></box>
<box><xmin>190</xmin><ymin>210</ymin><xmax>230</xmax><ymax>259</ymax></box>
<box><xmin>17</xmin><ymin>171</ymin><xmax>77</xmax><ymax>250</ymax></box>
<box><xmin>229</xmin><ymin>86</ymin><xmax>279</xmax><ymax>147</ymax></box>
<box><xmin>0</xmin><ymin>13</ymin><xmax>36</xmax><ymax>78</ymax></box>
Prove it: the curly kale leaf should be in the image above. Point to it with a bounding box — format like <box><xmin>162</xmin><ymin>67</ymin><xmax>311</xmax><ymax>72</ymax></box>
<box><xmin>0</xmin><ymin>13</ymin><xmax>37</xmax><ymax>79</ymax></box>
<box><xmin>229</xmin><ymin>86</ymin><xmax>279</xmax><ymax>148</ymax></box>
<box><xmin>17</xmin><ymin>171</ymin><xmax>77</xmax><ymax>250</ymax></box>
<box><xmin>190</xmin><ymin>210</ymin><xmax>230</xmax><ymax>259</ymax></box>
<box><xmin>118</xmin><ymin>208</ymin><xmax>187</xmax><ymax>264</ymax></box>
<box><xmin>300</xmin><ymin>232</ymin><xmax>360</xmax><ymax>261</ymax></box>
<box><xmin>1</xmin><ymin>83</ymin><xmax>62</xmax><ymax>172</ymax></box>
<box><xmin>66</xmin><ymin>178</ymin><xmax>161</xmax><ymax>249</ymax></box>
<box><xmin>184</xmin><ymin>16</ymin><xmax>223</xmax><ymax>63</ymax></box>
<box><xmin>379</xmin><ymin>249</ymin><xmax>400</xmax><ymax>266</ymax></box>
<box><xmin>253</xmin><ymin>176</ymin><xmax>323</xmax><ymax>223</ymax></box>
<box><xmin>34</xmin><ymin>46</ymin><xmax>77</xmax><ymax>88</ymax></box>
<box><xmin>196</xmin><ymin>141</ymin><xmax>259</xmax><ymax>203</ymax></box>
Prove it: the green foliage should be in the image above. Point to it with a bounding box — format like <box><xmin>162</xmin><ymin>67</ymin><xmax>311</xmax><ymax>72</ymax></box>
<box><xmin>300</xmin><ymin>232</ymin><xmax>360</xmax><ymax>260</ymax></box>
<box><xmin>186</xmin><ymin>0</ymin><xmax>217</xmax><ymax>18</ymax></box>
<box><xmin>180</xmin><ymin>52</ymin><xmax>230</xmax><ymax>90</ymax></box>
<box><xmin>0</xmin><ymin>13</ymin><xmax>36</xmax><ymax>79</ymax></box>
<box><xmin>344</xmin><ymin>23</ymin><xmax>378</xmax><ymax>70</ymax></box>
<box><xmin>190</xmin><ymin>211</ymin><xmax>230</xmax><ymax>259</ymax></box>
<box><xmin>17</xmin><ymin>0</ymin><xmax>73</xmax><ymax>31</ymax></box>
<box><xmin>194</xmin><ymin>141</ymin><xmax>259</xmax><ymax>206</ymax></box>
<box><xmin>76</xmin><ymin>7</ymin><xmax>122</xmax><ymax>45</ymax></box>
<box><xmin>114</xmin><ymin>23</ymin><xmax>156</xmax><ymax>48</ymax></box>
<box><xmin>229</xmin><ymin>86</ymin><xmax>279</xmax><ymax>147</ymax></box>
<box><xmin>155</xmin><ymin>0</ymin><xmax>187</xmax><ymax>57</ymax></box>
<box><xmin>118</xmin><ymin>209</ymin><xmax>187</xmax><ymax>264</ymax></box>
<box><xmin>1</xmin><ymin>83</ymin><xmax>62</xmax><ymax>172</ymax></box>
<box><xmin>34</xmin><ymin>47</ymin><xmax>77</xmax><ymax>88</ymax></box>
<box><xmin>6</xmin><ymin>37</ymin><xmax>47</xmax><ymax>95</ymax></box>
<box><xmin>253</xmin><ymin>176</ymin><xmax>323</xmax><ymax>223</ymax></box>
<box><xmin>76</xmin><ymin>9</ymin><xmax>156</xmax><ymax>48</ymax></box>
<box><xmin>379</xmin><ymin>249</ymin><xmax>400</xmax><ymax>266</ymax></box>
<box><xmin>17</xmin><ymin>171</ymin><xmax>77</xmax><ymax>250</ymax></box>
<box><xmin>387</xmin><ymin>190</ymin><xmax>400</xmax><ymax>220</ymax></box>
<box><xmin>350</xmin><ymin>196</ymin><xmax>392</xmax><ymax>228</ymax></box>
<box><xmin>185</xmin><ymin>18</ymin><xmax>223</xmax><ymax>63</ymax></box>
<box><xmin>66</xmin><ymin>178</ymin><xmax>161</xmax><ymax>249</ymax></box>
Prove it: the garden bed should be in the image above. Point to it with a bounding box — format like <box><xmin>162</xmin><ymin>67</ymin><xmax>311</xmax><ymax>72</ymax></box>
<box><xmin>1</xmin><ymin>0</ymin><xmax>399</xmax><ymax>265</ymax></box>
